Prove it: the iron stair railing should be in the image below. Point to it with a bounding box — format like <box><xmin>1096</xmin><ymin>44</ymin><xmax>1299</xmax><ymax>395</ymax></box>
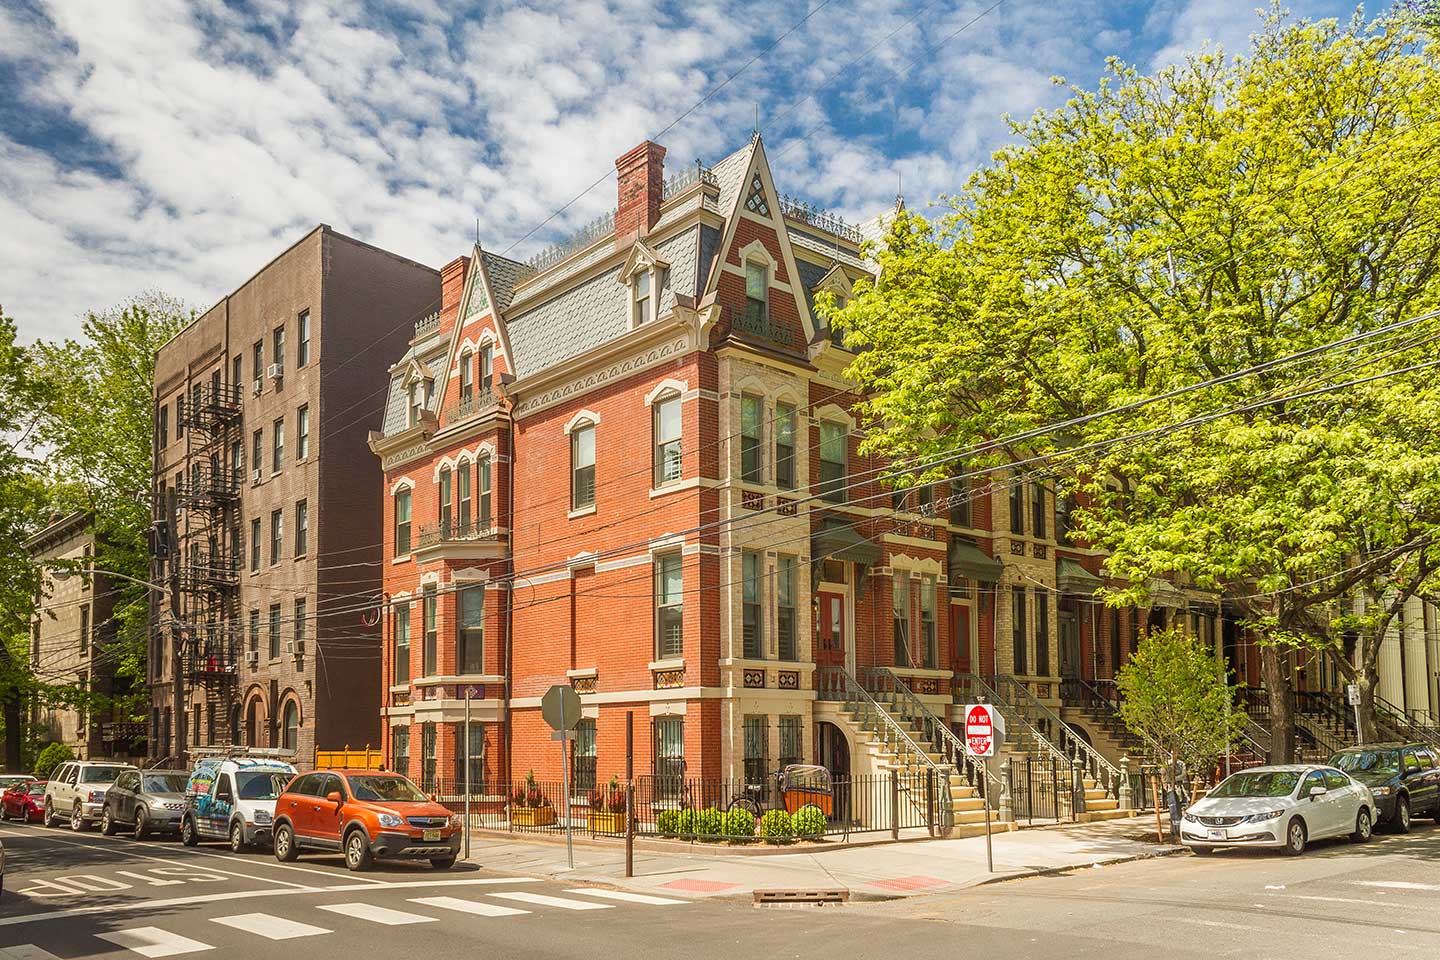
<box><xmin>987</xmin><ymin>675</ymin><xmax>1124</xmax><ymax>802</ymax></box>
<box><xmin>859</xmin><ymin>667</ymin><xmax>1001</xmax><ymax>804</ymax></box>
<box><xmin>955</xmin><ymin>674</ymin><xmax>1072</xmax><ymax>767</ymax></box>
<box><xmin>816</xmin><ymin>666</ymin><xmax>955</xmax><ymax>830</ymax></box>
<box><xmin>1372</xmin><ymin>694</ymin><xmax>1440</xmax><ymax>748</ymax></box>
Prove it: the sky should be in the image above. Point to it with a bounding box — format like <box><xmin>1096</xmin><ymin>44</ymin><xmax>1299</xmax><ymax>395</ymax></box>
<box><xmin>0</xmin><ymin>0</ymin><xmax>1381</xmax><ymax>343</ymax></box>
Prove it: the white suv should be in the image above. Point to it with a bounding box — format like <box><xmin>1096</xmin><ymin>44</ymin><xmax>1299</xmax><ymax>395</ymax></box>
<box><xmin>45</xmin><ymin>760</ymin><xmax>136</xmax><ymax>831</ymax></box>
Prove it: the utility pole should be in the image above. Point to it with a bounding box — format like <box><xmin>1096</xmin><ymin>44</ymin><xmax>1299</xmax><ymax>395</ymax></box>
<box><xmin>168</xmin><ymin>487</ymin><xmax>186</xmax><ymax>764</ymax></box>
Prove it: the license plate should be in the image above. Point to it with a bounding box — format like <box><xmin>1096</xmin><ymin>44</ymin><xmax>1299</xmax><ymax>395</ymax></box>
<box><xmin>1207</xmin><ymin>828</ymin><xmax>1227</xmax><ymax>841</ymax></box>
<box><xmin>423</xmin><ymin>829</ymin><xmax>441</xmax><ymax>842</ymax></box>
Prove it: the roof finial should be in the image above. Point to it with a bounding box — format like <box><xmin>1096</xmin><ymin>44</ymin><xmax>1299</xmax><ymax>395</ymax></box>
<box><xmin>752</xmin><ymin>102</ymin><xmax>760</xmax><ymax>142</ymax></box>
<box><xmin>475</xmin><ymin>218</ymin><xmax>480</xmax><ymax>247</ymax></box>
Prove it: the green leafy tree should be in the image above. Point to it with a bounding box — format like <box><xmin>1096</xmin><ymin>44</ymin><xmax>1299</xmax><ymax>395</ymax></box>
<box><xmin>33</xmin><ymin>741</ymin><xmax>75</xmax><ymax>780</ymax></box>
<box><xmin>836</xmin><ymin>8</ymin><xmax>1440</xmax><ymax>758</ymax></box>
<box><xmin>1116</xmin><ymin>629</ymin><xmax>1247</xmax><ymax>776</ymax></box>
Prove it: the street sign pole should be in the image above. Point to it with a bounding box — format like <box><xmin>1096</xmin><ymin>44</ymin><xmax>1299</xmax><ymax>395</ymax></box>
<box><xmin>464</xmin><ymin>688</ymin><xmax>472</xmax><ymax>862</ymax></box>
<box><xmin>964</xmin><ymin>703</ymin><xmax>997</xmax><ymax>873</ymax></box>
<box><xmin>983</xmin><ymin>755</ymin><xmax>993</xmax><ymax>873</ymax></box>
<box><xmin>541</xmin><ymin>683</ymin><xmax>583</xmax><ymax>870</ymax></box>
<box><xmin>560</xmin><ymin>693</ymin><xmax>572</xmax><ymax>869</ymax></box>
<box><xmin>1347</xmin><ymin>683</ymin><xmax>1363</xmax><ymax>746</ymax></box>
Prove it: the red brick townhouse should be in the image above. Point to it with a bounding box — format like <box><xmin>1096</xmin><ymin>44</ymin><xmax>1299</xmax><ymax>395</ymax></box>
<box><xmin>367</xmin><ymin>135</ymin><xmax>1216</xmax><ymax>799</ymax></box>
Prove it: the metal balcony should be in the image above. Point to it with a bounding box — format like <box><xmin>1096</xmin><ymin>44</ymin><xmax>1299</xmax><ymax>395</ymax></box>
<box><xmin>181</xmin><ymin>382</ymin><xmax>243</xmax><ymax>431</ymax></box>
<box><xmin>176</xmin><ymin>466</ymin><xmax>243</xmax><ymax>507</ymax></box>
<box><xmin>417</xmin><ymin>519</ymin><xmax>501</xmax><ymax>549</ymax></box>
<box><xmin>733</xmin><ymin>301</ymin><xmax>788</xmax><ymax>344</ymax></box>
<box><xmin>445</xmin><ymin>391</ymin><xmax>499</xmax><ymax>426</ymax></box>
<box><xmin>177</xmin><ymin>553</ymin><xmax>240</xmax><ymax>592</ymax></box>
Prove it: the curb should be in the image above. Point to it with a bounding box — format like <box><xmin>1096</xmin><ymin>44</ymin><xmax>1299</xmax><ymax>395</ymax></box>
<box><xmin>969</xmin><ymin>845</ymin><xmax>1188</xmax><ymax>887</ymax></box>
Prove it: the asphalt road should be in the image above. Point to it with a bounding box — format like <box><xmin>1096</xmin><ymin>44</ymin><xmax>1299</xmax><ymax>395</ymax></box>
<box><xmin>3</xmin><ymin>817</ymin><xmax>1440</xmax><ymax>959</ymax></box>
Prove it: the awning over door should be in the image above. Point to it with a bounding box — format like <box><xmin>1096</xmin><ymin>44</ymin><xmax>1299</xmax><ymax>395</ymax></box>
<box><xmin>1056</xmin><ymin>557</ymin><xmax>1102</xmax><ymax>597</ymax></box>
<box><xmin>812</xmin><ymin>515</ymin><xmax>882</xmax><ymax>566</ymax></box>
<box><xmin>1146</xmin><ymin>577</ymin><xmax>1189</xmax><ymax>609</ymax></box>
<box><xmin>949</xmin><ymin>538</ymin><xmax>1003</xmax><ymax>583</ymax></box>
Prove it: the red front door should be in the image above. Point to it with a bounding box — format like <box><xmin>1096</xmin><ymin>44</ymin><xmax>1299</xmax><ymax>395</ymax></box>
<box><xmin>816</xmin><ymin>591</ymin><xmax>847</xmax><ymax>668</ymax></box>
<box><xmin>954</xmin><ymin>605</ymin><xmax>972</xmax><ymax>674</ymax></box>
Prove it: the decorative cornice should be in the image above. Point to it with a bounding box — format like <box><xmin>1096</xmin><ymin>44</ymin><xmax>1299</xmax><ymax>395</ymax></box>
<box><xmin>513</xmin><ymin>334</ymin><xmax>692</xmax><ymax>418</ymax></box>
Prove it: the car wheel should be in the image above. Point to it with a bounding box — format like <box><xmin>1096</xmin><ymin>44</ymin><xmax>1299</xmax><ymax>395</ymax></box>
<box><xmin>42</xmin><ymin>799</ymin><xmax>58</xmax><ymax>827</ymax></box>
<box><xmin>101</xmin><ymin>808</ymin><xmax>117</xmax><ymax>836</ymax></box>
<box><xmin>1283</xmin><ymin>817</ymin><xmax>1307</xmax><ymax>856</ymax></box>
<box><xmin>230</xmin><ymin>821</ymin><xmax>248</xmax><ymax>853</ymax></box>
<box><xmin>70</xmin><ymin>804</ymin><xmax>87</xmax><ymax>832</ymax></box>
<box><xmin>0</xmin><ymin>804</ymin><xmax>9</xmax><ymax>821</ymax></box>
<box><xmin>344</xmin><ymin>829</ymin><xmax>373</xmax><ymax>872</ymax></box>
<box><xmin>180</xmin><ymin>816</ymin><xmax>199</xmax><ymax>847</ymax></box>
<box><xmin>1351</xmin><ymin>807</ymin><xmax>1372</xmax><ymax>843</ymax></box>
<box><xmin>1189</xmin><ymin>845</ymin><xmax>1212</xmax><ymax>856</ymax></box>
<box><xmin>273</xmin><ymin>823</ymin><xmax>298</xmax><ymax>862</ymax></box>
<box><xmin>431</xmin><ymin>855</ymin><xmax>457</xmax><ymax>870</ymax></box>
<box><xmin>1394</xmin><ymin>795</ymin><xmax>1411</xmax><ymax>834</ymax></box>
<box><xmin>133</xmin><ymin>808</ymin><xmax>148</xmax><ymax>840</ymax></box>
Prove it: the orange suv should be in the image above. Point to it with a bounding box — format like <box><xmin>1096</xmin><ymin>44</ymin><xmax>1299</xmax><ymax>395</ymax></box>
<box><xmin>271</xmin><ymin>770</ymin><xmax>461</xmax><ymax>871</ymax></box>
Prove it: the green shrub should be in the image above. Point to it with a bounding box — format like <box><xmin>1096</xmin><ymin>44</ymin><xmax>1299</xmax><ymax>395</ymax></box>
<box><xmin>676</xmin><ymin>808</ymin><xmax>698</xmax><ymax>836</ymax></box>
<box><xmin>34</xmin><ymin>742</ymin><xmax>75</xmax><ymax>780</ymax></box>
<box><xmin>722</xmin><ymin>806</ymin><xmax>756</xmax><ymax>841</ymax></box>
<box><xmin>695</xmin><ymin>807</ymin><xmax>724</xmax><ymax>838</ymax></box>
<box><xmin>758</xmin><ymin>808</ymin><xmax>794</xmax><ymax>844</ymax></box>
<box><xmin>655</xmin><ymin>809</ymin><xmax>682</xmax><ymax>836</ymax></box>
<box><xmin>793</xmin><ymin>804</ymin><xmax>827</xmax><ymax>839</ymax></box>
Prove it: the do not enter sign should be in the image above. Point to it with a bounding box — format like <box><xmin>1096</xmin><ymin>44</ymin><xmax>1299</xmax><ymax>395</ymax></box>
<box><xmin>964</xmin><ymin>703</ymin><xmax>996</xmax><ymax>758</ymax></box>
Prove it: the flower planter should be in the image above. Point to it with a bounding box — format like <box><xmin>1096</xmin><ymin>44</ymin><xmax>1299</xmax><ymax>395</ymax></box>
<box><xmin>511</xmin><ymin>805</ymin><xmax>556</xmax><ymax>827</ymax></box>
<box><xmin>589</xmin><ymin>810</ymin><xmax>626</xmax><ymax>834</ymax></box>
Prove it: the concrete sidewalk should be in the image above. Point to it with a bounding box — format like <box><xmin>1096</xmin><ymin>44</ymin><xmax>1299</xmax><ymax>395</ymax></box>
<box><xmin>463</xmin><ymin>814</ymin><xmax>1181</xmax><ymax>900</ymax></box>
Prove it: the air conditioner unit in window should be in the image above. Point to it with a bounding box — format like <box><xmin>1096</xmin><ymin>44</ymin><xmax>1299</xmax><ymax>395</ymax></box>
<box><xmin>266</xmin><ymin>363</ymin><xmax>283</xmax><ymax>381</ymax></box>
<box><xmin>283</xmin><ymin>640</ymin><xmax>294</xmax><ymax>656</ymax></box>
<box><xmin>252</xmin><ymin>379</ymin><xmax>262</xmax><ymax>396</ymax></box>
<box><xmin>245</xmin><ymin>650</ymin><xmax>258</xmax><ymax>668</ymax></box>
<box><xmin>252</xmin><ymin>468</ymin><xmax>262</xmax><ymax>483</ymax></box>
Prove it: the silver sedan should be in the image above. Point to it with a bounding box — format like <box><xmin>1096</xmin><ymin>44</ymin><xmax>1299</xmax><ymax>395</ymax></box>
<box><xmin>1180</xmin><ymin>764</ymin><xmax>1375</xmax><ymax>855</ymax></box>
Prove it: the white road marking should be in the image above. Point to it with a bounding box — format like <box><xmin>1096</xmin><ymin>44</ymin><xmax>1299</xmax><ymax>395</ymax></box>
<box><xmin>1353</xmin><ymin>880</ymin><xmax>1440</xmax><ymax>892</ymax></box>
<box><xmin>316</xmin><ymin>903</ymin><xmax>437</xmax><ymax>925</ymax></box>
<box><xmin>490</xmin><ymin>892</ymin><xmax>614</xmax><ymax>911</ymax></box>
<box><xmin>409</xmin><ymin>896</ymin><xmax>530</xmax><ymax>917</ymax></box>
<box><xmin>96</xmin><ymin>928</ymin><xmax>214</xmax><ymax>958</ymax></box>
<box><xmin>0</xmin><ymin>877</ymin><xmax>541</xmax><ymax>929</ymax></box>
<box><xmin>209</xmin><ymin>913</ymin><xmax>333</xmax><ymax>940</ymax></box>
<box><xmin>0</xmin><ymin>830</ymin><xmax>315</xmax><ymax>889</ymax></box>
<box><xmin>0</xmin><ymin>946</ymin><xmax>65</xmax><ymax>960</ymax></box>
<box><xmin>563</xmin><ymin>888</ymin><xmax>689</xmax><ymax>905</ymax></box>
<box><xmin>1281</xmin><ymin>894</ymin><xmax>1397</xmax><ymax>907</ymax></box>
<box><xmin>1174</xmin><ymin>918</ymin><xmax>1257</xmax><ymax>931</ymax></box>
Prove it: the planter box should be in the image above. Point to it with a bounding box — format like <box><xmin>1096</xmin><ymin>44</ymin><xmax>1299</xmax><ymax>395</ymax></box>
<box><xmin>590</xmin><ymin>810</ymin><xmax>626</xmax><ymax>834</ymax></box>
<box><xmin>512</xmin><ymin>806</ymin><xmax>556</xmax><ymax>827</ymax></box>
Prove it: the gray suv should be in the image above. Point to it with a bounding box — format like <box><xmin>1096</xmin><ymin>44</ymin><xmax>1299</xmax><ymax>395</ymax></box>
<box><xmin>101</xmin><ymin>769</ymin><xmax>189</xmax><ymax>838</ymax></box>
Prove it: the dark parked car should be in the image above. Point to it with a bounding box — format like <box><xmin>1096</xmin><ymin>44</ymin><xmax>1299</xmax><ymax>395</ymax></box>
<box><xmin>101</xmin><ymin>769</ymin><xmax>190</xmax><ymax>838</ymax></box>
<box><xmin>1328</xmin><ymin>743</ymin><xmax>1440</xmax><ymax>832</ymax></box>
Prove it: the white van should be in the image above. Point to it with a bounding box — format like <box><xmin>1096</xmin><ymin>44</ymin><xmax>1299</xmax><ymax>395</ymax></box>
<box><xmin>180</xmin><ymin>756</ymin><xmax>297</xmax><ymax>851</ymax></box>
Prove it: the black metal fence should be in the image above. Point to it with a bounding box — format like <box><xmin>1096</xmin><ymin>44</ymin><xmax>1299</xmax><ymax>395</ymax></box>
<box><xmin>428</xmin><ymin>771</ymin><xmax>951</xmax><ymax>843</ymax></box>
<box><xmin>1006</xmin><ymin>755</ymin><xmax>1081</xmax><ymax>824</ymax></box>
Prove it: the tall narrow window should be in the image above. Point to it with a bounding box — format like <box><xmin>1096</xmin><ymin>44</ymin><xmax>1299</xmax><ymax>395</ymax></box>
<box><xmin>740</xmin><ymin>394</ymin><xmax>763</xmax><ymax>484</ymax></box>
<box><xmin>293</xmin><ymin>598</ymin><xmax>306</xmax><ymax>653</ymax></box>
<box><xmin>392</xmin><ymin>727</ymin><xmax>410</xmax><ymax>777</ymax></box>
<box><xmin>818</xmin><ymin>422</ymin><xmax>846</xmax><ymax>503</ymax></box>
<box><xmin>158</xmin><ymin>404</ymin><xmax>168</xmax><ymax>447</ymax></box>
<box><xmin>633</xmin><ymin>270</ymin><xmax>652</xmax><ymax>326</ymax></box>
<box><xmin>231</xmin><ymin>437</ymin><xmax>243</xmax><ymax>473</ymax></box>
<box><xmin>251</xmin><ymin>429</ymin><xmax>262</xmax><ymax>478</ymax></box>
<box><xmin>1109</xmin><ymin>608</ymin><xmax>1121</xmax><ymax>677</ymax></box>
<box><xmin>1012</xmin><ymin>587</ymin><xmax>1028</xmax><ymax>674</ymax></box>
<box><xmin>270</xmin><ymin>508</ymin><xmax>282</xmax><ymax>565</ymax></box>
<box><xmin>480</xmin><ymin>345</ymin><xmax>493</xmax><ymax>391</ymax></box>
<box><xmin>778</xmin><ymin>715</ymin><xmax>802</xmax><ymax>769</ymax></box>
<box><xmin>268</xmin><ymin>603</ymin><xmax>281</xmax><ymax>660</ymax></box>
<box><xmin>294</xmin><ymin>499</ymin><xmax>308</xmax><ymax>556</ymax></box>
<box><xmin>1032</xmin><ymin>481</ymin><xmax>1047</xmax><ymax>539</ymax></box>
<box><xmin>232</xmin><ymin>354</ymin><xmax>243</xmax><ymax>392</ymax></box>
<box><xmin>272</xmin><ymin>417</ymin><xmax>284</xmax><ymax>473</ymax></box>
<box><xmin>393</xmin><ymin>602</ymin><xmax>411</xmax><ymax>685</ymax></box>
<box><xmin>774</xmin><ymin>402</ymin><xmax>796</xmax><ymax>490</ymax></box>
<box><xmin>439</xmin><ymin>467</ymin><xmax>452</xmax><ymax>536</ymax></box>
<box><xmin>893</xmin><ymin>576</ymin><xmax>912</xmax><ymax>667</ymax></box>
<box><xmin>573</xmin><ymin>719</ymin><xmax>596</xmax><ymax>793</ymax></box>
<box><xmin>655</xmin><ymin>553</ymin><xmax>684</xmax><ymax>659</ymax></box>
<box><xmin>743</xmin><ymin>716</ymin><xmax>768</xmax><ymax>787</ymax></box>
<box><xmin>457</xmin><ymin>722</ymin><xmax>486</xmax><ymax>793</ymax></box>
<box><xmin>272</xmin><ymin>325</ymin><xmax>285</xmax><ymax>376</ymax></box>
<box><xmin>409</xmin><ymin>382</ymin><xmax>423</xmax><ymax>427</ymax></box>
<box><xmin>478</xmin><ymin>455</ymin><xmax>492</xmax><ymax>528</ymax></box>
<box><xmin>921</xmin><ymin>575</ymin><xmax>937</xmax><ymax>669</ymax></box>
<box><xmin>777</xmin><ymin>556</ymin><xmax>796</xmax><ymax>660</ymax></box>
<box><xmin>1010</xmin><ymin>479</ymin><xmax>1025</xmax><ymax>535</ymax></box>
<box><xmin>297</xmin><ymin>310</ymin><xmax>310</xmax><ymax>366</ymax></box>
<box><xmin>394</xmin><ymin>489</ymin><xmax>412</xmax><ymax>556</ymax></box>
<box><xmin>176</xmin><ymin>394</ymin><xmax>184</xmax><ymax>438</ymax></box>
<box><xmin>745</xmin><ymin>261</ymin><xmax>767</xmax><ymax>323</ymax></box>
<box><xmin>249</xmin><ymin>518</ymin><xmax>260</xmax><ymax>572</ymax></box>
<box><xmin>742</xmin><ymin>551</ymin><xmax>764</xmax><ymax>659</ymax></box>
<box><xmin>1056</xmin><ymin>492</ymin><xmax>1075</xmax><ymax>545</ymax></box>
<box><xmin>949</xmin><ymin>472</ymin><xmax>971</xmax><ymax>526</ymax></box>
<box><xmin>248</xmin><ymin>609</ymin><xmax>260</xmax><ymax>659</ymax></box>
<box><xmin>571</xmin><ymin>422</ymin><xmax>596</xmax><ymax>509</ymax></box>
<box><xmin>458</xmin><ymin>585</ymin><xmax>484</xmax><ymax>675</ymax></box>
<box><xmin>653</xmin><ymin>717</ymin><xmax>684</xmax><ymax>801</ymax></box>
<box><xmin>653</xmin><ymin>395</ymin><xmax>682</xmax><ymax>486</ymax></box>
<box><xmin>1035</xmin><ymin>593</ymin><xmax>1049</xmax><ymax>676</ymax></box>
<box><xmin>422</xmin><ymin>585</ymin><xmax>437</xmax><ymax>676</ymax></box>
<box><xmin>459</xmin><ymin>350</ymin><xmax>473</xmax><ymax>403</ymax></box>
<box><xmin>252</xmin><ymin>341</ymin><xmax>263</xmax><ymax>393</ymax></box>
<box><xmin>420</xmin><ymin>723</ymin><xmax>437</xmax><ymax>792</ymax></box>
<box><xmin>296</xmin><ymin>405</ymin><xmax>309</xmax><ymax>459</ymax></box>
<box><xmin>458</xmin><ymin>462</ymin><xmax>471</xmax><ymax>532</ymax></box>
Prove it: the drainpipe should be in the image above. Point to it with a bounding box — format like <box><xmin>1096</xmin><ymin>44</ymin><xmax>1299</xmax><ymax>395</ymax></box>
<box><xmin>504</xmin><ymin>423</ymin><xmax>514</xmax><ymax>787</ymax></box>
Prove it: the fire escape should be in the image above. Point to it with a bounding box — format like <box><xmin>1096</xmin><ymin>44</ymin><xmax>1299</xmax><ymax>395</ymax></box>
<box><xmin>175</xmin><ymin>377</ymin><xmax>244</xmax><ymax>743</ymax></box>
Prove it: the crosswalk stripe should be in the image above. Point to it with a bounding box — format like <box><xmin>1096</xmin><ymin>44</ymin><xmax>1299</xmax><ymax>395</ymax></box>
<box><xmin>315</xmin><ymin>903</ymin><xmax>438</xmax><ymax>925</ymax></box>
<box><xmin>0</xmin><ymin>945</ymin><xmax>65</xmax><ymax>960</ymax></box>
<box><xmin>1353</xmin><ymin>880</ymin><xmax>1440</xmax><ymax>892</ymax></box>
<box><xmin>210</xmin><ymin>913</ymin><xmax>333</xmax><ymax>940</ymax></box>
<box><xmin>489</xmin><ymin>892</ymin><xmax>614</xmax><ymax>911</ymax></box>
<box><xmin>409</xmin><ymin>896</ymin><xmax>531</xmax><ymax>917</ymax></box>
<box><xmin>562</xmin><ymin>888</ymin><xmax>689</xmax><ymax>905</ymax></box>
<box><xmin>96</xmin><ymin>928</ymin><xmax>214</xmax><ymax>958</ymax></box>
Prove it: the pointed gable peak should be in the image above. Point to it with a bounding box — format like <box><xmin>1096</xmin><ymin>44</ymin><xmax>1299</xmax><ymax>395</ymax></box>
<box><xmin>459</xmin><ymin>243</ymin><xmax>493</xmax><ymax>324</ymax></box>
<box><xmin>617</xmin><ymin>238</ymin><xmax>670</xmax><ymax>283</ymax></box>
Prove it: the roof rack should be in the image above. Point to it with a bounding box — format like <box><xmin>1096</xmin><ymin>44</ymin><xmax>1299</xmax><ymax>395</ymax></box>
<box><xmin>187</xmin><ymin>746</ymin><xmax>297</xmax><ymax>761</ymax></box>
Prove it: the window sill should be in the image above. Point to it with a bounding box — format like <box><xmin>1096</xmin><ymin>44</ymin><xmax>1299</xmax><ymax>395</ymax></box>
<box><xmin>648</xmin><ymin>657</ymin><xmax>685</xmax><ymax>672</ymax></box>
<box><xmin>568</xmin><ymin>504</ymin><xmax>597</xmax><ymax>520</ymax></box>
<box><xmin>413</xmin><ymin>674</ymin><xmax>506</xmax><ymax>688</ymax></box>
<box><xmin>388</xmin><ymin>684</ymin><xmax>411</xmax><ymax>694</ymax></box>
<box><xmin>566</xmin><ymin>667</ymin><xmax>598</xmax><ymax>680</ymax></box>
<box><xmin>391</xmin><ymin>554</ymin><xmax>412</xmax><ymax>564</ymax></box>
<box><xmin>649</xmin><ymin>477</ymin><xmax>697</xmax><ymax>498</ymax></box>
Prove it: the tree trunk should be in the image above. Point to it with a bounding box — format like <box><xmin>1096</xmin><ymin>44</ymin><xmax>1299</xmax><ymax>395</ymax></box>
<box><xmin>1355</xmin><ymin>668</ymin><xmax>1380</xmax><ymax>745</ymax></box>
<box><xmin>2</xmin><ymin>688</ymin><xmax>21</xmax><ymax>774</ymax></box>
<box><xmin>1261</xmin><ymin>645</ymin><xmax>1295</xmax><ymax>763</ymax></box>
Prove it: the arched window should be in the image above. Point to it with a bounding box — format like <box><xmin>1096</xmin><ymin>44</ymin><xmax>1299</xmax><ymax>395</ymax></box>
<box><xmin>282</xmin><ymin>700</ymin><xmax>300</xmax><ymax>753</ymax></box>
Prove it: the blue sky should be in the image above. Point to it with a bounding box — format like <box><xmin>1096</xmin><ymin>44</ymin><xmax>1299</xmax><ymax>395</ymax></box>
<box><xmin>0</xmin><ymin>0</ymin><xmax>1380</xmax><ymax>341</ymax></box>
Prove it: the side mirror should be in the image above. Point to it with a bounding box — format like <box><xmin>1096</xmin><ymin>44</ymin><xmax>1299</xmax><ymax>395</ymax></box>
<box><xmin>326</xmin><ymin>791</ymin><xmax>342</xmax><ymax>805</ymax></box>
<box><xmin>1308</xmin><ymin>785</ymin><xmax>1327</xmax><ymax>799</ymax></box>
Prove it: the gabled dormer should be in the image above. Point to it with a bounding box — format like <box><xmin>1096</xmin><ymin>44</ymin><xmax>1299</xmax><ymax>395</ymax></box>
<box><xmin>617</xmin><ymin>239</ymin><xmax>671</xmax><ymax>329</ymax></box>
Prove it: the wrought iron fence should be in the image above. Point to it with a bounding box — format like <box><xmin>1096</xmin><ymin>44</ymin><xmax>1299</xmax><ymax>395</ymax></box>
<box><xmin>1006</xmin><ymin>754</ymin><xmax>1081</xmax><ymax>824</ymax></box>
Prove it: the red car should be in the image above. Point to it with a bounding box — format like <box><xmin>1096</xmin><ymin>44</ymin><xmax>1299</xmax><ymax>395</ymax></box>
<box><xmin>1</xmin><ymin>781</ymin><xmax>46</xmax><ymax>823</ymax></box>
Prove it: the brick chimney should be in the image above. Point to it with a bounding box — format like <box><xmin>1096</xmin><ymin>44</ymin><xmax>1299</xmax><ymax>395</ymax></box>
<box><xmin>615</xmin><ymin>140</ymin><xmax>666</xmax><ymax>242</ymax></box>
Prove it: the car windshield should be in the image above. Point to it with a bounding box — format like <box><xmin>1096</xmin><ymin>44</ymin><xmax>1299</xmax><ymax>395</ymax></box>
<box><xmin>1330</xmin><ymin>750</ymin><xmax>1400</xmax><ymax>777</ymax></box>
<box><xmin>27</xmin><ymin>784</ymin><xmax>46</xmax><ymax>796</ymax></box>
<box><xmin>347</xmin><ymin>775</ymin><xmax>428</xmax><ymax>802</ymax></box>
<box><xmin>1209</xmin><ymin>771</ymin><xmax>1302</xmax><ymax>798</ymax></box>
<box><xmin>236</xmin><ymin>771</ymin><xmax>290</xmax><ymax>800</ymax></box>
<box><xmin>81</xmin><ymin>766</ymin><xmax>126</xmax><ymax>784</ymax></box>
<box><xmin>143</xmin><ymin>774</ymin><xmax>188</xmax><ymax>793</ymax></box>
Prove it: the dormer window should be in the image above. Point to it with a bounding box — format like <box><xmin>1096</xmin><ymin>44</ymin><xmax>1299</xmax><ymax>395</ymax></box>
<box><xmin>620</xmin><ymin>242</ymin><xmax>670</xmax><ymax>331</ymax></box>
<box><xmin>745</xmin><ymin>261</ymin><xmax>767</xmax><ymax>324</ymax></box>
<box><xmin>409</xmin><ymin>383</ymin><xmax>423</xmax><ymax>427</ymax></box>
<box><xmin>634</xmin><ymin>270</ymin><xmax>652</xmax><ymax>326</ymax></box>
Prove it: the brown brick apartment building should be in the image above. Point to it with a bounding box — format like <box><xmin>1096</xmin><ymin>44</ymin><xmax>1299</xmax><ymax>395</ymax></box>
<box><xmin>149</xmin><ymin>225</ymin><xmax>440</xmax><ymax>766</ymax></box>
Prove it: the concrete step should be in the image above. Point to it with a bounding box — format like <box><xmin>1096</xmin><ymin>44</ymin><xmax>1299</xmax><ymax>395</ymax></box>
<box><xmin>1086</xmin><ymin>798</ymin><xmax>1121</xmax><ymax>812</ymax></box>
<box><xmin>953</xmin><ymin>797</ymin><xmax>987</xmax><ymax>812</ymax></box>
<box><xmin>1084</xmin><ymin>788</ymin><xmax>1108</xmax><ymax>801</ymax></box>
<box><xmin>1079</xmin><ymin>808</ymin><xmax>1133</xmax><ymax>823</ymax></box>
<box><xmin>954</xmin><ymin>808</ymin><xmax>995</xmax><ymax>825</ymax></box>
